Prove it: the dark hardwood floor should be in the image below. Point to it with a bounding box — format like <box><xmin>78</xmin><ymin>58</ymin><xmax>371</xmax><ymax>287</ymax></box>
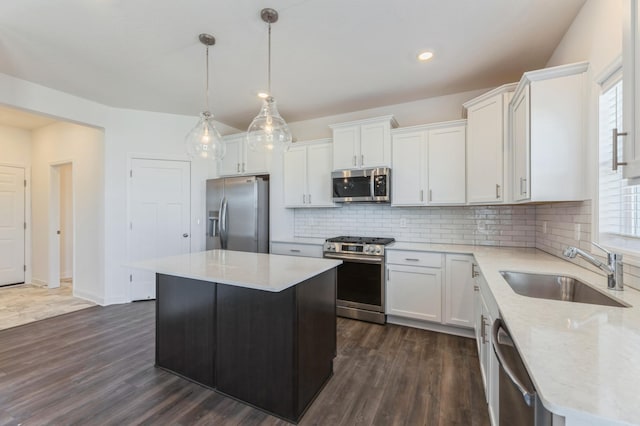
<box><xmin>0</xmin><ymin>302</ymin><xmax>489</xmax><ymax>426</ymax></box>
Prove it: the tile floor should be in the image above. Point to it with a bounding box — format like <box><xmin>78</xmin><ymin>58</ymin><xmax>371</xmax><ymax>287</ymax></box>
<box><xmin>0</xmin><ymin>280</ymin><xmax>95</xmax><ymax>331</ymax></box>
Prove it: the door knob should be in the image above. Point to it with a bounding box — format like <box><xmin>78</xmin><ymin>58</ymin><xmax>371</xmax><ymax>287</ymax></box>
<box><xmin>183</xmin><ymin>233</ymin><xmax>189</xmax><ymax>238</ymax></box>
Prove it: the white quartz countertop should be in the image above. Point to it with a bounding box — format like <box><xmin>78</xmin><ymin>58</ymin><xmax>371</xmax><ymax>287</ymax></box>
<box><xmin>389</xmin><ymin>242</ymin><xmax>640</xmax><ymax>426</ymax></box>
<box><xmin>129</xmin><ymin>249</ymin><xmax>341</xmax><ymax>292</ymax></box>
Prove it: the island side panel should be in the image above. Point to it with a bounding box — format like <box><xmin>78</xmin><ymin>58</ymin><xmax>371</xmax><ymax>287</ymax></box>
<box><xmin>216</xmin><ymin>284</ymin><xmax>297</xmax><ymax>421</ymax></box>
<box><xmin>295</xmin><ymin>268</ymin><xmax>337</xmax><ymax>418</ymax></box>
<box><xmin>156</xmin><ymin>274</ymin><xmax>216</xmax><ymax>388</ymax></box>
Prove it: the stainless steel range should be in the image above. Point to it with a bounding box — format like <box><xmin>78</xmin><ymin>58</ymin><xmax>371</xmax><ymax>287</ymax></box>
<box><xmin>323</xmin><ymin>236</ymin><xmax>395</xmax><ymax>324</ymax></box>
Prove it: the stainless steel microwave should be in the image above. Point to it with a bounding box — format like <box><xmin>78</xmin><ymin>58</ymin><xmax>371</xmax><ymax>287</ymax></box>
<box><xmin>332</xmin><ymin>168</ymin><xmax>391</xmax><ymax>202</ymax></box>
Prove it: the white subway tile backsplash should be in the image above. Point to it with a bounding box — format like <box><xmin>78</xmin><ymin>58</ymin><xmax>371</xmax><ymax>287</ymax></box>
<box><xmin>294</xmin><ymin>204</ymin><xmax>537</xmax><ymax>247</ymax></box>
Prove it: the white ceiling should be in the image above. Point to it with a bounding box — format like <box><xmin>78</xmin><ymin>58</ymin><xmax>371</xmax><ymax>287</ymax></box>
<box><xmin>0</xmin><ymin>0</ymin><xmax>586</xmax><ymax>130</ymax></box>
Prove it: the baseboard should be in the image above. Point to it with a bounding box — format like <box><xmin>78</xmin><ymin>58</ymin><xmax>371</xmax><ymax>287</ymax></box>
<box><xmin>31</xmin><ymin>278</ymin><xmax>47</xmax><ymax>287</ymax></box>
<box><xmin>73</xmin><ymin>288</ymin><xmax>105</xmax><ymax>306</ymax></box>
<box><xmin>387</xmin><ymin>315</ymin><xmax>475</xmax><ymax>339</ymax></box>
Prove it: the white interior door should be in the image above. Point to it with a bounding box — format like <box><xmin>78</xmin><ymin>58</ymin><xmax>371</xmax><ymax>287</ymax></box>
<box><xmin>48</xmin><ymin>165</ymin><xmax>61</xmax><ymax>289</ymax></box>
<box><xmin>0</xmin><ymin>166</ymin><xmax>25</xmax><ymax>286</ymax></box>
<box><xmin>129</xmin><ymin>159</ymin><xmax>191</xmax><ymax>300</ymax></box>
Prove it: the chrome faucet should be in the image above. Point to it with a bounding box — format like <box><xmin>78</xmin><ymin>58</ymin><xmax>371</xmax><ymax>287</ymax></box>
<box><xmin>563</xmin><ymin>242</ymin><xmax>623</xmax><ymax>291</ymax></box>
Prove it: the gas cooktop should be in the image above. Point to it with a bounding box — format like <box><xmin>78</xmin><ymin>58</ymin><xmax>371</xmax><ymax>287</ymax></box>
<box><xmin>325</xmin><ymin>236</ymin><xmax>395</xmax><ymax>245</ymax></box>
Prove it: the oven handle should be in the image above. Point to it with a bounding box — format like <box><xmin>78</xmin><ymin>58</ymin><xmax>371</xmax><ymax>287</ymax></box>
<box><xmin>323</xmin><ymin>253</ymin><xmax>383</xmax><ymax>264</ymax></box>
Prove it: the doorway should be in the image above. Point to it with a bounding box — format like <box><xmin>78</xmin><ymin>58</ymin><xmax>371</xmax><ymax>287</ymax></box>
<box><xmin>48</xmin><ymin>162</ymin><xmax>73</xmax><ymax>289</ymax></box>
<box><xmin>0</xmin><ymin>165</ymin><xmax>26</xmax><ymax>286</ymax></box>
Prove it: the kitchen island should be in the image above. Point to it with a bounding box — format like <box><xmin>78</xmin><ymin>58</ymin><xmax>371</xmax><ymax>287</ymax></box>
<box><xmin>130</xmin><ymin>250</ymin><xmax>341</xmax><ymax>423</ymax></box>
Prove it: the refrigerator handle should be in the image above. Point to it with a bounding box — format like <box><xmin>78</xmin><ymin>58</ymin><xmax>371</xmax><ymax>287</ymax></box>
<box><xmin>220</xmin><ymin>197</ymin><xmax>228</xmax><ymax>249</ymax></box>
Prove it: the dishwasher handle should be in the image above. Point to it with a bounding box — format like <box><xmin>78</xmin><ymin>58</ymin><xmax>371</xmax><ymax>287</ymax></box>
<box><xmin>492</xmin><ymin>319</ymin><xmax>536</xmax><ymax>407</ymax></box>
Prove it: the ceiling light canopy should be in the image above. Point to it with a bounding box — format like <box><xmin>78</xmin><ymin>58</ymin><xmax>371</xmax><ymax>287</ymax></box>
<box><xmin>417</xmin><ymin>50</ymin><xmax>434</xmax><ymax>62</ymax></box>
<box><xmin>247</xmin><ymin>8</ymin><xmax>292</xmax><ymax>153</ymax></box>
<box><xmin>185</xmin><ymin>33</ymin><xmax>225</xmax><ymax>161</ymax></box>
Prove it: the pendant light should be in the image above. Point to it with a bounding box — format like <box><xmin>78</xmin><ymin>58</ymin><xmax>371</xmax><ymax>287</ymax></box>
<box><xmin>247</xmin><ymin>8</ymin><xmax>292</xmax><ymax>153</ymax></box>
<box><xmin>185</xmin><ymin>34</ymin><xmax>226</xmax><ymax>161</ymax></box>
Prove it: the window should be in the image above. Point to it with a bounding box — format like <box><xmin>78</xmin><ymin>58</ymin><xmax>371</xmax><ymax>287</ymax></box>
<box><xmin>598</xmin><ymin>70</ymin><xmax>640</xmax><ymax>242</ymax></box>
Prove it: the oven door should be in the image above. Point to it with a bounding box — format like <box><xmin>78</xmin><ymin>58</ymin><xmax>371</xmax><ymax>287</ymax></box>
<box><xmin>324</xmin><ymin>253</ymin><xmax>384</xmax><ymax>312</ymax></box>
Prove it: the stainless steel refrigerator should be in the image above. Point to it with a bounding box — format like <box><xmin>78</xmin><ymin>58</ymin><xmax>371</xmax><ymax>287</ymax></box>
<box><xmin>206</xmin><ymin>175</ymin><xmax>269</xmax><ymax>253</ymax></box>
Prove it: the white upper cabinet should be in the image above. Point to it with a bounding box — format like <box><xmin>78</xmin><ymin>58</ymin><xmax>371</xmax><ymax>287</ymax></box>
<box><xmin>509</xmin><ymin>62</ymin><xmax>589</xmax><ymax>202</ymax></box>
<box><xmin>391</xmin><ymin>131</ymin><xmax>427</xmax><ymax>206</ymax></box>
<box><xmin>427</xmin><ymin>124</ymin><xmax>466</xmax><ymax>205</ymax></box>
<box><xmin>283</xmin><ymin>139</ymin><xmax>336</xmax><ymax>208</ymax></box>
<box><xmin>218</xmin><ymin>133</ymin><xmax>270</xmax><ymax>177</ymax></box>
<box><xmin>623</xmin><ymin>0</ymin><xmax>640</xmax><ymax>179</ymax></box>
<box><xmin>464</xmin><ymin>84</ymin><xmax>516</xmax><ymax>204</ymax></box>
<box><xmin>391</xmin><ymin>120</ymin><xmax>467</xmax><ymax>206</ymax></box>
<box><xmin>330</xmin><ymin>115</ymin><xmax>397</xmax><ymax>170</ymax></box>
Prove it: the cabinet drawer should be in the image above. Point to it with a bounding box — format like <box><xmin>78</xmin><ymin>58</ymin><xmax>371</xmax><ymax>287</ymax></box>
<box><xmin>386</xmin><ymin>250</ymin><xmax>443</xmax><ymax>268</ymax></box>
<box><xmin>271</xmin><ymin>242</ymin><xmax>323</xmax><ymax>258</ymax></box>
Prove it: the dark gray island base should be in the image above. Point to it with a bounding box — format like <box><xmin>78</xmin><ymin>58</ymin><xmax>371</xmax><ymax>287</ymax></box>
<box><xmin>155</xmin><ymin>269</ymin><xmax>337</xmax><ymax>423</ymax></box>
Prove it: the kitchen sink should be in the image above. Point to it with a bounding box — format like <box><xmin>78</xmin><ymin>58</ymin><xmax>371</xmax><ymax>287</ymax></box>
<box><xmin>499</xmin><ymin>271</ymin><xmax>629</xmax><ymax>308</ymax></box>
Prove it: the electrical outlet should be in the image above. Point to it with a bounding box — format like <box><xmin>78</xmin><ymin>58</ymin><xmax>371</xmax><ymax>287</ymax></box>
<box><xmin>574</xmin><ymin>223</ymin><xmax>581</xmax><ymax>241</ymax></box>
<box><xmin>542</xmin><ymin>221</ymin><xmax>547</xmax><ymax>234</ymax></box>
<box><xmin>400</xmin><ymin>218</ymin><xmax>407</xmax><ymax>228</ymax></box>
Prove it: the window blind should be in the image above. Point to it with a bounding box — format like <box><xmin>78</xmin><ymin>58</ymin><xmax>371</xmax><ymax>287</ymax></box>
<box><xmin>599</xmin><ymin>79</ymin><xmax>640</xmax><ymax>237</ymax></box>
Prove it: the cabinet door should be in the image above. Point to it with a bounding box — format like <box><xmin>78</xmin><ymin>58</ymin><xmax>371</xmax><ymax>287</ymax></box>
<box><xmin>477</xmin><ymin>292</ymin><xmax>490</xmax><ymax>399</ymax></box>
<box><xmin>244</xmin><ymin>140</ymin><xmax>269</xmax><ymax>174</ymax></box>
<box><xmin>283</xmin><ymin>146</ymin><xmax>307</xmax><ymax>207</ymax></box>
<box><xmin>427</xmin><ymin>125</ymin><xmax>466</xmax><ymax>204</ymax></box>
<box><xmin>467</xmin><ymin>94</ymin><xmax>504</xmax><ymax>203</ymax></box>
<box><xmin>360</xmin><ymin>121</ymin><xmax>390</xmax><ymax>167</ymax></box>
<box><xmin>391</xmin><ymin>131</ymin><xmax>426</xmax><ymax>206</ymax></box>
<box><xmin>511</xmin><ymin>86</ymin><xmax>530</xmax><ymax>201</ymax></box>
<box><xmin>218</xmin><ymin>137</ymin><xmax>243</xmax><ymax>176</ymax></box>
<box><xmin>332</xmin><ymin>126</ymin><xmax>359</xmax><ymax>170</ymax></box>
<box><xmin>307</xmin><ymin>143</ymin><xmax>334</xmax><ymax>206</ymax></box>
<box><xmin>386</xmin><ymin>264</ymin><xmax>442</xmax><ymax>322</ymax></box>
<box><xmin>444</xmin><ymin>255</ymin><xmax>475</xmax><ymax>328</ymax></box>
<box><xmin>623</xmin><ymin>0</ymin><xmax>640</xmax><ymax>179</ymax></box>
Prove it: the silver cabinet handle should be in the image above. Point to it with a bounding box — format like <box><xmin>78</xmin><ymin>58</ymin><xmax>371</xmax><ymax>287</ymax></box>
<box><xmin>308</xmin><ymin>194</ymin><xmax>312</xmax><ymax>204</ymax></box>
<box><xmin>519</xmin><ymin>177</ymin><xmax>527</xmax><ymax>196</ymax></box>
<box><xmin>242</xmin><ymin>162</ymin><xmax>246</xmax><ymax>173</ymax></box>
<box><xmin>353</xmin><ymin>155</ymin><xmax>357</xmax><ymax>166</ymax></box>
<box><xmin>492</xmin><ymin>319</ymin><xmax>536</xmax><ymax>407</ymax></box>
<box><xmin>290</xmin><ymin>249</ymin><xmax>301</xmax><ymax>253</ymax></box>
<box><xmin>302</xmin><ymin>194</ymin><xmax>306</xmax><ymax>204</ymax></box>
<box><xmin>471</xmin><ymin>263</ymin><xmax>479</xmax><ymax>278</ymax></box>
<box><xmin>612</xmin><ymin>128</ymin><xmax>628</xmax><ymax>171</ymax></box>
<box><xmin>480</xmin><ymin>314</ymin><xmax>487</xmax><ymax>344</ymax></box>
<box><xmin>429</xmin><ymin>189</ymin><xmax>433</xmax><ymax>202</ymax></box>
<box><xmin>496</xmin><ymin>184</ymin><xmax>500</xmax><ymax>199</ymax></box>
<box><xmin>420</xmin><ymin>189</ymin><xmax>424</xmax><ymax>202</ymax></box>
<box><xmin>183</xmin><ymin>233</ymin><xmax>189</xmax><ymax>238</ymax></box>
<box><xmin>474</xmin><ymin>285</ymin><xmax>479</xmax><ymax>291</ymax></box>
<box><xmin>361</xmin><ymin>154</ymin><xmax>364</xmax><ymax>165</ymax></box>
<box><xmin>405</xmin><ymin>258</ymin><xmax>420</xmax><ymax>261</ymax></box>
<box><xmin>236</xmin><ymin>163</ymin><xmax>240</xmax><ymax>173</ymax></box>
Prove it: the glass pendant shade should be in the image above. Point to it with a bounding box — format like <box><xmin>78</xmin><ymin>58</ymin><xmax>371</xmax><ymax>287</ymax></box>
<box><xmin>247</xmin><ymin>96</ymin><xmax>292</xmax><ymax>152</ymax></box>
<box><xmin>185</xmin><ymin>111</ymin><xmax>225</xmax><ymax>160</ymax></box>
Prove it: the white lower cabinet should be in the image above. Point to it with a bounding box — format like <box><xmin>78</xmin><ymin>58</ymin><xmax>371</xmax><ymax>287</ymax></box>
<box><xmin>444</xmin><ymin>254</ymin><xmax>476</xmax><ymax>328</ymax></box>
<box><xmin>270</xmin><ymin>241</ymin><xmax>323</xmax><ymax>258</ymax></box>
<box><xmin>387</xmin><ymin>264</ymin><xmax>442</xmax><ymax>322</ymax></box>
<box><xmin>386</xmin><ymin>250</ymin><xmax>475</xmax><ymax>332</ymax></box>
<box><xmin>474</xmin><ymin>269</ymin><xmax>500</xmax><ymax>426</ymax></box>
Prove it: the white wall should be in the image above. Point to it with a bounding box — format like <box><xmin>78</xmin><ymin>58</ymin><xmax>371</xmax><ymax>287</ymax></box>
<box><xmin>0</xmin><ymin>124</ymin><xmax>32</xmax><ymax>166</ymax></box>
<box><xmin>287</xmin><ymin>88</ymin><xmax>490</xmax><ymax>141</ymax></box>
<box><xmin>59</xmin><ymin>163</ymin><xmax>72</xmax><ymax>279</ymax></box>
<box><xmin>31</xmin><ymin>122</ymin><xmax>104</xmax><ymax>301</ymax></box>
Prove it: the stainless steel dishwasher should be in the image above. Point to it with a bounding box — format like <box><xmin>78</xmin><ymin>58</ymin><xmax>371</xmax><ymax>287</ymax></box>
<box><xmin>492</xmin><ymin>319</ymin><xmax>552</xmax><ymax>426</ymax></box>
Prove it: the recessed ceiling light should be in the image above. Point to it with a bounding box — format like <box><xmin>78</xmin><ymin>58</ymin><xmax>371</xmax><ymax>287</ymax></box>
<box><xmin>417</xmin><ymin>51</ymin><xmax>434</xmax><ymax>62</ymax></box>
<box><xmin>257</xmin><ymin>91</ymin><xmax>269</xmax><ymax>99</ymax></box>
